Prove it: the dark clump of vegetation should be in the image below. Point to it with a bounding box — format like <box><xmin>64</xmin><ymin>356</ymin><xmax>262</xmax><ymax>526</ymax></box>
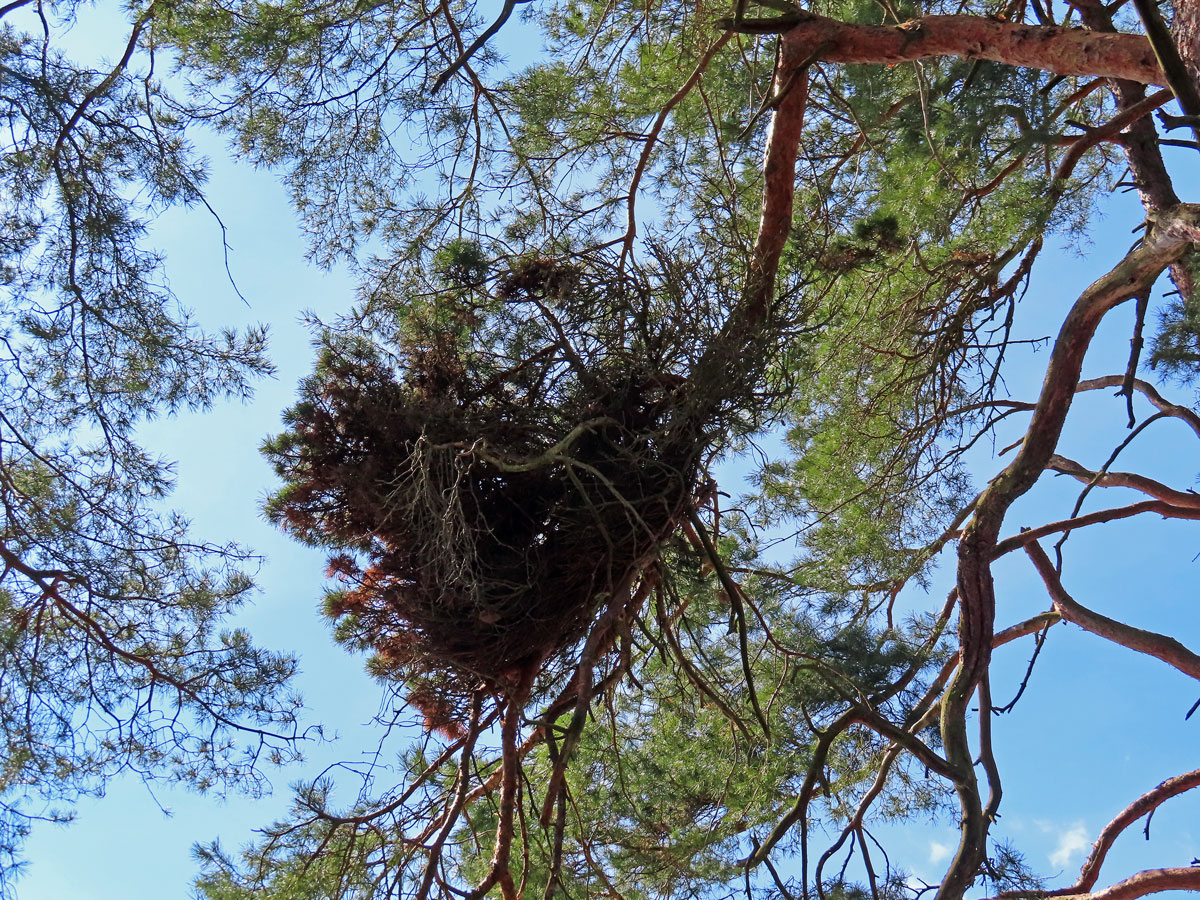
<box><xmin>262</xmin><ymin>248</ymin><xmax>774</xmax><ymax>728</ymax></box>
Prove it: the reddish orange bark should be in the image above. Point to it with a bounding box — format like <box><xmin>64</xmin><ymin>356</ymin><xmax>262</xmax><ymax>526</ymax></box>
<box><xmin>1053</xmin><ymin>869</ymin><xmax>1200</xmax><ymax>900</ymax></box>
<box><xmin>777</xmin><ymin>13</ymin><xmax>1165</xmax><ymax>84</ymax></box>
<box><xmin>1042</xmin><ymin>770</ymin><xmax>1200</xmax><ymax>899</ymax></box>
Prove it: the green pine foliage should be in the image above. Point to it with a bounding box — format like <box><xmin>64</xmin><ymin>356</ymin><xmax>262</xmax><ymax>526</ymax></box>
<box><xmin>5</xmin><ymin>0</ymin><xmax>1197</xmax><ymax>894</ymax></box>
<box><xmin>168</xmin><ymin>0</ymin><xmax>1191</xmax><ymax>891</ymax></box>
<box><xmin>1151</xmin><ymin>253</ymin><xmax>1200</xmax><ymax>378</ymax></box>
<box><xmin>0</xmin><ymin>2</ymin><xmax>303</xmax><ymax>881</ymax></box>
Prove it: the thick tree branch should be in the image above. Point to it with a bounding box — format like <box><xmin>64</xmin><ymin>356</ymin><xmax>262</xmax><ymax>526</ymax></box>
<box><xmin>684</xmin><ymin>36</ymin><xmax>815</xmax><ymax>421</ymax></box>
<box><xmin>992</xmin><ymin>500</ymin><xmax>1200</xmax><ymax>558</ymax></box>
<box><xmin>1049</xmin><ymin>90</ymin><xmax>1172</xmax><ymax>190</ymax></box>
<box><xmin>743</xmin><ymin>13</ymin><xmax>1170</xmax><ymax>85</ymax></box>
<box><xmin>1049</xmin><ymin>869</ymin><xmax>1200</xmax><ymax>900</ymax></box>
<box><xmin>996</xmin><ymin>769</ymin><xmax>1200</xmax><ymax>899</ymax></box>
<box><xmin>1176</xmin><ymin>0</ymin><xmax>1200</xmax><ymax>83</ymax></box>
<box><xmin>744</xmin><ymin>39</ymin><xmax>814</xmax><ymax>322</ymax></box>
<box><xmin>465</xmin><ymin>692</ymin><xmax>524</xmax><ymax>900</ymax></box>
<box><xmin>939</xmin><ymin>203</ymin><xmax>1200</xmax><ymax>900</ymax></box>
<box><xmin>1074</xmin><ymin>2</ymin><xmax>1194</xmax><ymax>304</ymax></box>
<box><xmin>1128</xmin><ymin>0</ymin><xmax>1200</xmax><ymax>133</ymax></box>
<box><xmin>1025</xmin><ymin>540</ymin><xmax>1200</xmax><ymax>681</ymax></box>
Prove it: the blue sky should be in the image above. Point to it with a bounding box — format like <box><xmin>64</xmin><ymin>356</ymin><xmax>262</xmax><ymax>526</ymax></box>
<box><xmin>12</xmin><ymin>8</ymin><xmax>1200</xmax><ymax>899</ymax></box>
<box><xmin>15</xmin><ymin>123</ymin><xmax>391</xmax><ymax>898</ymax></box>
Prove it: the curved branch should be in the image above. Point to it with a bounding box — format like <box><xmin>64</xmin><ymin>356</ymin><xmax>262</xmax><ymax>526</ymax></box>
<box><xmin>941</xmin><ymin>203</ymin><xmax>1200</xmax><ymax>900</ymax></box>
<box><xmin>1047</xmin><ymin>455</ymin><xmax>1200</xmax><ymax>509</ymax></box>
<box><xmin>539</xmin><ymin>579</ymin><xmax>652</xmax><ymax>825</ymax></box>
<box><xmin>1050</xmin><ymin>869</ymin><xmax>1200</xmax><ymax>900</ymax></box>
<box><xmin>998</xmin><ymin>769</ymin><xmax>1200</xmax><ymax>898</ymax></box>
<box><xmin>1049</xmin><ymin>90</ymin><xmax>1172</xmax><ymax>189</ymax></box>
<box><xmin>1025</xmin><ymin>541</ymin><xmax>1200</xmax><ymax>681</ymax></box>
<box><xmin>430</xmin><ymin>0</ymin><xmax>533</xmax><ymax>93</ymax></box>
<box><xmin>1073</xmin><ymin>1</ymin><xmax>1193</xmax><ymax>303</ymax></box>
<box><xmin>742</xmin><ymin>708</ymin><xmax>860</xmax><ymax>869</ymax></box>
<box><xmin>850</xmin><ymin>704</ymin><xmax>960</xmax><ymax>781</ymax></box>
<box><xmin>51</xmin><ymin>4</ymin><xmax>157</xmax><ymax>163</ymax></box>
<box><xmin>992</xmin><ymin>500</ymin><xmax>1200</xmax><ymax>558</ymax></box>
<box><xmin>1076</xmin><ymin>376</ymin><xmax>1200</xmax><ymax>439</ymax></box>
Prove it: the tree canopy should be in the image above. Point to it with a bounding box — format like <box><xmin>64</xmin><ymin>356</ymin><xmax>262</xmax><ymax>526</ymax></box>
<box><xmin>3</xmin><ymin>0</ymin><xmax>1200</xmax><ymax>898</ymax></box>
<box><xmin>0</xmin><ymin>0</ymin><xmax>307</xmax><ymax>886</ymax></box>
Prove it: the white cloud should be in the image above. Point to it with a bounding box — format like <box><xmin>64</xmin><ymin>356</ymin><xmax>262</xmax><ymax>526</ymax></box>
<box><xmin>1048</xmin><ymin>823</ymin><xmax>1091</xmax><ymax>870</ymax></box>
<box><xmin>929</xmin><ymin>841</ymin><xmax>952</xmax><ymax>866</ymax></box>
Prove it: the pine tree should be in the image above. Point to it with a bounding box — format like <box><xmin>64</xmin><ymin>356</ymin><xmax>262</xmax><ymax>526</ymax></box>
<box><xmin>0</xmin><ymin>3</ymin><xmax>303</xmax><ymax>883</ymax></box>
<box><xmin>10</xmin><ymin>0</ymin><xmax>1200</xmax><ymax>896</ymax></box>
<box><xmin>181</xmin><ymin>0</ymin><xmax>1200</xmax><ymax>894</ymax></box>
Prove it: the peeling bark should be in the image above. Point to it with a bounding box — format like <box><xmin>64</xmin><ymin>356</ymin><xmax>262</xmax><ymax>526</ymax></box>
<box><xmin>1172</xmin><ymin>0</ymin><xmax>1200</xmax><ymax>83</ymax></box>
<box><xmin>766</xmin><ymin>13</ymin><xmax>1167</xmax><ymax>85</ymax></box>
<box><xmin>744</xmin><ymin>38</ymin><xmax>815</xmax><ymax>324</ymax></box>
<box><xmin>1073</xmin><ymin>2</ymin><xmax>1196</xmax><ymax>303</ymax></box>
